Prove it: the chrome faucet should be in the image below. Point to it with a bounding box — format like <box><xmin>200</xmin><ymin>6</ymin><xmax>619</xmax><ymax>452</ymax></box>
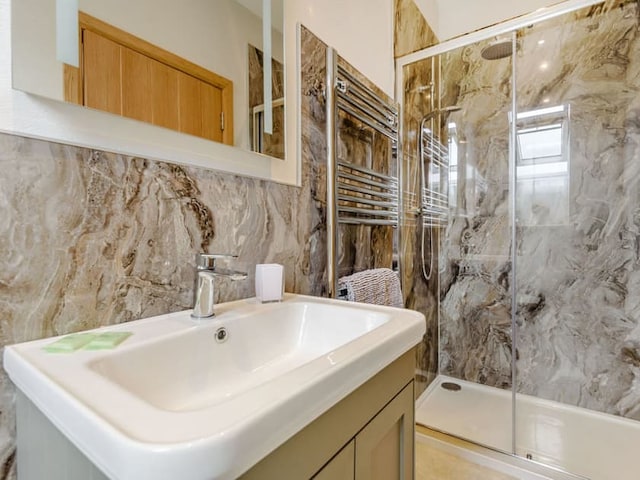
<box><xmin>191</xmin><ymin>253</ymin><xmax>248</xmax><ymax>319</ymax></box>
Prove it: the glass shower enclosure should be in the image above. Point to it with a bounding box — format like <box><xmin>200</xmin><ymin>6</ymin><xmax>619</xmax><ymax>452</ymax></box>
<box><xmin>398</xmin><ymin>1</ymin><xmax>640</xmax><ymax>478</ymax></box>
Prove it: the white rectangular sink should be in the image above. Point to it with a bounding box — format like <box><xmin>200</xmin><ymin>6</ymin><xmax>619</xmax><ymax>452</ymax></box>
<box><xmin>4</xmin><ymin>294</ymin><xmax>425</xmax><ymax>480</ymax></box>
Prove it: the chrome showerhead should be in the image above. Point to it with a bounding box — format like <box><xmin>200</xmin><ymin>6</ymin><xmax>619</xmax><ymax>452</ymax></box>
<box><xmin>481</xmin><ymin>38</ymin><xmax>513</xmax><ymax>60</ymax></box>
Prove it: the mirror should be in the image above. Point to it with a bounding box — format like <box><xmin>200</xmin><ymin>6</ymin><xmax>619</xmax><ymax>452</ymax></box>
<box><xmin>11</xmin><ymin>0</ymin><xmax>285</xmax><ymax>160</ymax></box>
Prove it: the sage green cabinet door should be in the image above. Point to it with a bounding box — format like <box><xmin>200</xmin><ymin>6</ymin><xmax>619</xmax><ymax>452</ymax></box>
<box><xmin>312</xmin><ymin>440</ymin><xmax>355</xmax><ymax>480</ymax></box>
<box><xmin>355</xmin><ymin>383</ymin><xmax>414</xmax><ymax>480</ymax></box>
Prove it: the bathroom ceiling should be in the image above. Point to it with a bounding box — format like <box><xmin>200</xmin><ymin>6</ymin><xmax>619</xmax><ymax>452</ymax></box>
<box><xmin>413</xmin><ymin>0</ymin><xmax>565</xmax><ymax>40</ymax></box>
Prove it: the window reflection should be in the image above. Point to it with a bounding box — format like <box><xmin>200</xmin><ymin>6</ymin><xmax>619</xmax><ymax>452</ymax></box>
<box><xmin>516</xmin><ymin>105</ymin><xmax>570</xmax><ymax>226</ymax></box>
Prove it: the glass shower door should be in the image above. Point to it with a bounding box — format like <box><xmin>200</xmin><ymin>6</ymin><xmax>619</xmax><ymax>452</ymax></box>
<box><xmin>413</xmin><ymin>34</ymin><xmax>518</xmax><ymax>456</ymax></box>
<box><xmin>513</xmin><ymin>1</ymin><xmax>640</xmax><ymax>478</ymax></box>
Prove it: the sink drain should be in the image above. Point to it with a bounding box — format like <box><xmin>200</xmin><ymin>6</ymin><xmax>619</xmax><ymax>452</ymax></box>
<box><xmin>215</xmin><ymin>327</ymin><xmax>228</xmax><ymax>343</ymax></box>
<box><xmin>441</xmin><ymin>382</ymin><xmax>462</xmax><ymax>391</ymax></box>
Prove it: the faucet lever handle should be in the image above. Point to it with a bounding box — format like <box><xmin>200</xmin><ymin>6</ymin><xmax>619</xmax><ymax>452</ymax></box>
<box><xmin>195</xmin><ymin>253</ymin><xmax>238</xmax><ymax>269</ymax></box>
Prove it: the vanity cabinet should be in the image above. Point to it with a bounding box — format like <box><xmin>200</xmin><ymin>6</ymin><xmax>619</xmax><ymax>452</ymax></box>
<box><xmin>240</xmin><ymin>349</ymin><xmax>415</xmax><ymax>480</ymax></box>
<box><xmin>312</xmin><ymin>382</ymin><xmax>413</xmax><ymax>480</ymax></box>
<box><xmin>313</xmin><ymin>440</ymin><xmax>355</xmax><ymax>480</ymax></box>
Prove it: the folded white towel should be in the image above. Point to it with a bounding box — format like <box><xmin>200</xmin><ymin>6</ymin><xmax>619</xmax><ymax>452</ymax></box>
<box><xmin>338</xmin><ymin>268</ymin><xmax>403</xmax><ymax>308</ymax></box>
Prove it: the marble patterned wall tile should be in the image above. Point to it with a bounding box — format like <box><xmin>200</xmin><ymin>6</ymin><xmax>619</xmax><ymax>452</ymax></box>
<box><xmin>513</xmin><ymin>0</ymin><xmax>640</xmax><ymax>418</ymax></box>
<box><xmin>394</xmin><ymin>0</ymin><xmax>438</xmax><ymax>58</ymax></box>
<box><xmin>431</xmin><ymin>0</ymin><xmax>640</xmax><ymax>420</ymax></box>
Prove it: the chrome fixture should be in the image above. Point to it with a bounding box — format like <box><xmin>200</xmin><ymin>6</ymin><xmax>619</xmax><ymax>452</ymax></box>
<box><xmin>326</xmin><ymin>47</ymin><xmax>400</xmax><ymax>298</ymax></box>
<box><xmin>418</xmin><ymin>106</ymin><xmax>461</xmax><ymax>281</ymax></box>
<box><xmin>481</xmin><ymin>38</ymin><xmax>513</xmax><ymax>60</ymax></box>
<box><xmin>191</xmin><ymin>253</ymin><xmax>247</xmax><ymax>319</ymax></box>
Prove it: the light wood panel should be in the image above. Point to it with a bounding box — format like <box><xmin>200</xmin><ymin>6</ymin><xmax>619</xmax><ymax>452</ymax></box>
<box><xmin>200</xmin><ymin>82</ymin><xmax>223</xmax><ymax>142</ymax></box>
<box><xmin>150</xmin><ymin>59</ymin><xmax>179</xmax><ymax>131</ymax></box>
<box><xmin>66</xmin><ymin>12</ymin><xmax>233</xmax><ymax>145</ymax></box>
<box><xmin>177</xmin><ymin>72</ymin><xmax>202</xmax><ymax>138</ymax></box>
<box><xmin>82</xmin><ymin>30</ymin><xmax>121</xmax><ymax>115</ymax></box>
<box><xmin>121</xmin><ymin>48</ymin><xmax>152</xmax><ymax>123</ymax></box>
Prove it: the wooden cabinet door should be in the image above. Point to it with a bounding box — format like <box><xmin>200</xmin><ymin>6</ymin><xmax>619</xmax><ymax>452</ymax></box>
<box><xmin>177</xmin><ymin>71</ymin><xmax>202</xmax><ymax>138</ymax></box>
<box><xmin>82</xmin><ymin>30</ymin><xmax>121</xmax><ymax>115</ymax></box>
<box><xmin>312</xmin><ymin>440</ymin><xmax>355</xmax><ymax>480</ymax></box>
<box><xmin>178</xmin><ymin>73</ymin><xmax>224</xmax><ymax>141</ymax></box>
<box><xmin>355</xmin><ymin>383</ymin><xmax>414</xmax><ymax>480</ymax></box>
<box><xmin>150</xmin><ymin>59</ymin><xmax>179</xmax><ymax>131</ymax></box>
<box><xmin>200</xmin><ymin>82</ymin><xmax>224</xmax><ymax>142</ymax></box>
<box><xmin>121</xmin><ymin>48</ymin><xmax>152</xmax><ymax>123</ymax></box>
<box><xmin>74</xmin><ymin>14</ymin><xmax>232</xmax><ymax>145</ymax></box>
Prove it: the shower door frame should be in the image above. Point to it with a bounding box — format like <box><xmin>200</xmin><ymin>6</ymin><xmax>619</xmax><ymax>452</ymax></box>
<box><xmin>395</xmin><ymin>0</ymin><xmax>603</xmax><ymax>461</ymax></box>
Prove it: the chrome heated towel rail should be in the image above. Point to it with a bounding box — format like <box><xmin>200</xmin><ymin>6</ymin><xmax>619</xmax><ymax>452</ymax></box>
<box><xmin>326</xmin><ymin>48</ymin><xmax>400</xmax><ymax>298</ymax></box>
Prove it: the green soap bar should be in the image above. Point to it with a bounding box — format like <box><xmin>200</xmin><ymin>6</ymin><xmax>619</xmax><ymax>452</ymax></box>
<box><xmin>83</xmin><ymin>332</ymin><xmax>132</xmax><ymax>350</ymax></box>
<box><xmin>43</xmin><ymin>333</ymin><xmax>96</xmax><ymax>353</ymax></box>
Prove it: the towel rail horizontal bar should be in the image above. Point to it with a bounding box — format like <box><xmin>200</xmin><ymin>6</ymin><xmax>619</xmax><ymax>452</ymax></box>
<box><xmin>423</xmin><ymin>148</ymin><xmax>448</xmax><ymax>160</ymax></box>
<box><xmin>423</xmin><ymin>155</ymin><xmax>448</xmax><ymax>167</ymax></box>
<box><xmin>422</xmin><ymin>199</ymin><xmax>447</xmax><ymax>209</ymax></box>
<box><xmin>421</xmin><ymin>140</ymin><xmax>448</xmax><ymax>153</ymax></box>
<box><xmin>423</xmin><ymin>187</ymin><xmax>447</xmax><ymax>195</ymax></box>
<box><xmin>422</xmin><ymin>209</ymin><xmax>447</xmax><ymax>215</ymax></box>
<box><xmin>338</xmin><ymin>194</ymin><xmax>398</xmax><ymax>209</ymax></box>
<box><xmin>339</xmin><ymin>218</ymin><xmax>398</xmax><ymax>226</ymax></box>
<box><xmin>422</xmin><ymin>221</ymin><xmax>448</xmax><ymax>228</ymax></box>
<box><xmin>338</xmin><ymin>171</ymin><xmax>398</xmax><ymax>191</ymax></box>
<box><xmin>422</xmin><ymin>206</ymin><xmax>448</xmax><ymax>215</ymax></box>
<box><xmin>336</xmin><ymin>92</ymin><xmax>398</xmax><ymax>134</ymax></box>
<box><xmin>422</xmin><ymin>193</ymin><xmax>448</xmax><ymax>203</ymax></box>
<box><xmin>421</xmin><ymin>196</ymin><xmax>448</xmax><ymax>205</ymax></box>
<box><xmin>337</xmin><ymin>160</ymin><xmax>397</xmax><ymax>183</ymax></box>
<box><xmin>338</xmin><ymin>206</ymin><xmax>398</xmax><ymax>218</ymax></box>
<box><xmin>339</xmin><ymin>184</ymin><xmax>398</xmax><ymax>200</ymax></box>
<box><xmin>422</xmin><ymin>204</ymin><xmax>448</xmax><ymax>213</ymax></box>
<box><xmin>423</xmin><ymin>189</ymin><xmax>447</xmax><ymax>200</ymax></box>
<box><xmin>338</xmin><ymin>177</ymin><xmax>398</xmax><ymax>193</ymax></box>
<box><xmin>336</xmin><ymin>99</ymin><xmax>398</xmax><ymax>140</ymax></box>
<box><xmin>337</xmin><ymin>65</ymin><xmax>398</xmax><ymax>112</ymax></box>
<box><xmin>337</xmin><ymin>65</ymin><xmax>398</xmax><ymax>115</ymax></box>
<box><xmin>337</xmin><ymin>80</ymin><xmax>397</xmax><ymax>124</ymax></box>
<box><xmin>422</xmin><ymin>210</ymin><xmax>448</xmax><ymax>217</ymax></box>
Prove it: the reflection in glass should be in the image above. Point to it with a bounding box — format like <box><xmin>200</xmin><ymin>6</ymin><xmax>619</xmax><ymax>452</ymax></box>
<box><xmin>516</xmin><ymin>105</ymin><xmax>570</xmax><ymax>226</ymax></box>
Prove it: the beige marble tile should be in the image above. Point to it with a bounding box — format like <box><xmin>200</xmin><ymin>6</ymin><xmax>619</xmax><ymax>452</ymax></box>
<box><xmin>394</xmin><ymin>0</ymin><xmax>438</xmax><ymax>58</ymax></box>
<box><xmin>404</xmin><ymin>0</ymin><xmax>640</xmax><ymax>420</ymax></box>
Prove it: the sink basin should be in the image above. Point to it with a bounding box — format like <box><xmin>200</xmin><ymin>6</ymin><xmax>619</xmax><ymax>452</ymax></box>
<box><xmin>89</xmin><ymin>301</ymin><xmax>390</xmax><ymax>413</ymax></box>
<box><xmin>4</xmin><ymin>294</ymin><xmax>425</xmax><ymax>480</ymax></box>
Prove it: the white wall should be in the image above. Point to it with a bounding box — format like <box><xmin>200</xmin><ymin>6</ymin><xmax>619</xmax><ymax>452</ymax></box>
<box><xmin>287</xmin><ymin>0</ymin><xmax>395</xmax><ymax>97</ymax></box>
<box><xmin>277</xmin><ymin>0</ymin><xmax>395</xmax><ymax>183</ymax></box>
<box><xmin>415</xmin><ymin>0</ymin><xmax>565</xmax><ymax>40</ymax></box>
